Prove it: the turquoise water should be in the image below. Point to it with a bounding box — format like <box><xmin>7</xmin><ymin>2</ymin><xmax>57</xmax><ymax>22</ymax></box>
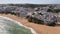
<box><xmin>0</xmin><ymin>18</ymin><xmax>32</xmax><ymax>34</ymax></box>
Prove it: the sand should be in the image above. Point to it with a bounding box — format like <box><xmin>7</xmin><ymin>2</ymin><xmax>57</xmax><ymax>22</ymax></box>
<box><xmin>0</xmin><ymin>14</ymin><xmax>60</xmax><ymax>34</ymax></box>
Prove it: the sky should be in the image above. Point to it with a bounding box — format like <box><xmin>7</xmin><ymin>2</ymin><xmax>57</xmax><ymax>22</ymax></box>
<box><xmin>0</xmin><ymin>0</ymin><xmax>60</xmax><ymax>4</ymax></box>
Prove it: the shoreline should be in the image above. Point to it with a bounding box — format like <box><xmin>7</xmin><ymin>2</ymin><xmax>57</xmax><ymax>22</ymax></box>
<box><xmin>0</xmin><ymin>16</ymin><xmax>37</xmax><ymax>34</ymax></box>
